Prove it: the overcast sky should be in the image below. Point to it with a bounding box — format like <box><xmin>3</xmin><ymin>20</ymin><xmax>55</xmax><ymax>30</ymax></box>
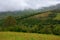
<box><xmin>0</xmin><ymin>0</ymin><xmax>60</xmax><ymax>11</ymax></box>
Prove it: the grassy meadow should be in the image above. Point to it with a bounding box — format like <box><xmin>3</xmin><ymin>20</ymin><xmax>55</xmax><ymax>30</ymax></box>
<box><xmin>0</xmin><ymin>32</ymin><xmax>60</xmax><ymax>40</ymax></box>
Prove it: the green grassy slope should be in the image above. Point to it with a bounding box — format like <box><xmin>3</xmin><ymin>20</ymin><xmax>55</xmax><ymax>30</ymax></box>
<box><xmin>0</xmin><ymin>32</ymin><xmax>60</xmax><ymax>40</ymax></box>
<box><xmin>54</xmin><ymin>13</ymin><xmax>60</xmax><ymax>20</ymax></box>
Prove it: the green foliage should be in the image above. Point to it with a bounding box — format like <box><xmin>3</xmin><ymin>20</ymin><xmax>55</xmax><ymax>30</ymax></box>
<box><xmin>53</xmin><ymin>25</ymin><xmax>60</xmax><ymax>35</ymax></box>
<box><xmin>3</xmin><ymin>16</ymin><xmax>16</xmax><ymax>26</ymax></box>
<box><xmin>0</xmin><ymin>11</ymin><xmax>60</xmax><ymax>35</ymax></box>
<box><xmin>39</xmin><ymin>26</ymin><xmax>52</xmax><ymax>34</ymax></box>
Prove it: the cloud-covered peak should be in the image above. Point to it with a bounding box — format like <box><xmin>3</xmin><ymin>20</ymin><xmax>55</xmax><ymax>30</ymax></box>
<box><xmin>0</xmin><ymin>0</ymin><xmax>60</xmax><ymax>11</ymax></box>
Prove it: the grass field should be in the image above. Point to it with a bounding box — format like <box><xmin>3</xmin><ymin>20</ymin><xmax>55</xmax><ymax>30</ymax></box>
<box><xmin>0</xmin><ymin>32</ymin><xmax>60</xmax><ymax>40</ymax></box>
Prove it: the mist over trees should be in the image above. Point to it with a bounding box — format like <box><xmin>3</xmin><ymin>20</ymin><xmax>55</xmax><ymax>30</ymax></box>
<box><xmin>0</xmin><ymin>4</ymin><xmax>60</xmax><ymax>35</ymax></box>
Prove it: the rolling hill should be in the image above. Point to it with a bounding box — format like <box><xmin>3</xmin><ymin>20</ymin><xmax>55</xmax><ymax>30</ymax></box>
<box><xmin>0</xmin><ymin>3</ymin><xmax>60</xmax><ymax>36</ymax></box>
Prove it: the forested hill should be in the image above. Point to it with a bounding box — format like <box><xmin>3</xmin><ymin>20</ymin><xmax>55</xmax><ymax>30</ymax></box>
<box><xmin>0</xmin><ymin>10</ymin><xmax>59</xmax><ymax>35</ymax></box>
<box><xmin>0</xmin><ymin>9</ymin><xmax>40</xmax><ymax>19</ymax></box>
<box><xmin>0</xmin><ymin>4</ymin><xmax>60</xmax><ymax>35</ymax></box>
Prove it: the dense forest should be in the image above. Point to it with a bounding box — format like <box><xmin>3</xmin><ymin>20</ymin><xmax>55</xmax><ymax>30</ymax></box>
<box><xmin>0</xmin><ymin>9</ymin><xmax>60</xmax><ymax>35</ymax></box>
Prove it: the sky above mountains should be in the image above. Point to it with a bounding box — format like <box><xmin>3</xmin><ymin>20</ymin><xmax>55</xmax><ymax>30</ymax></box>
<box><xmin>0</xmin><ymin>0</ymin><xmax>60</xmax><ymax>11</ymax></box>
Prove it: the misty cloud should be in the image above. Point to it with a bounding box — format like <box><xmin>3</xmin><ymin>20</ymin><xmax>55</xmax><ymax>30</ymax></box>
<box><xmin>0</xmin><ymin>0</ymin><xmax>60</xmax><ymax>11</ymax></box>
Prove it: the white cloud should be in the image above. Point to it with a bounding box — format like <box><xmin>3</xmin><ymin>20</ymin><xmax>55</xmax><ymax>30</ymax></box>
<box><xmin>0</xmin><ymin>0</ymin><xmax>60</xmax><ymax>11</ymax></box>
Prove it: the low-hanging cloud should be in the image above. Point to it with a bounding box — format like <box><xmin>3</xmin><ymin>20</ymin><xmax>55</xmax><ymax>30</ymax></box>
<box><xmin>0</xmin><ymin>0</ymin><xmax>60</xmax><ymax>11</ymax></box>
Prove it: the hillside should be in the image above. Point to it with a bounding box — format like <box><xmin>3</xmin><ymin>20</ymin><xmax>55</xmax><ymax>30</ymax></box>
<box><xmin>0</xmin><ymin>32</ymin><xmax>60</xmax><ymax>40</ymax></box>
<box><xmin>54</xmin><ymin>13</ymin><xmax>60</xmax><ymax>20</ymax></box>
<box><xmin>0</xmin><ymin>9</ymin><xmax>39</xmax><ymax>19</ymax></box>
<box><xmin>0</xmin><ymin>10</ymin><xmax>60</xmax><ymax>35</ymax></box>
<box><xmin>0</xmin><ymin>4</ymin><xmax>60</xmax><ymax>19</ymax></box>
<box><xmin>0</xmin><ymin>4</ymin><xmax>60</xmax><ymax>35</ymax></box>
